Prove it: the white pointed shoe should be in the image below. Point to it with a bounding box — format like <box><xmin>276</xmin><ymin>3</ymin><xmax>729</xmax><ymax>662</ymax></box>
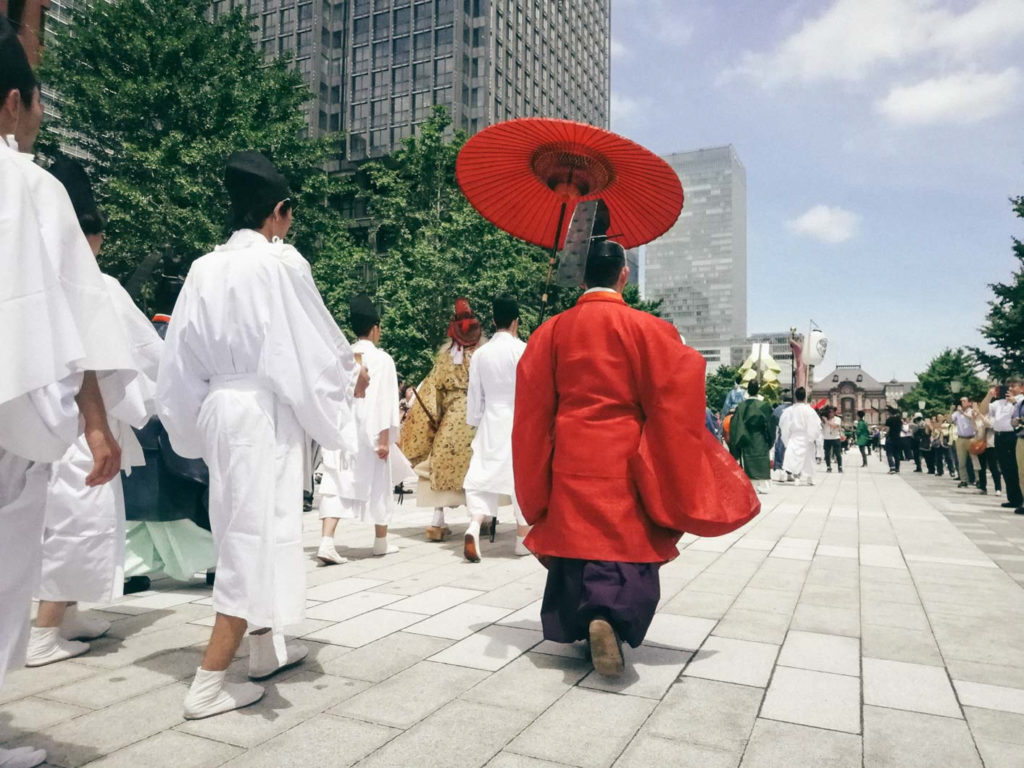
<box><xmin>25</xmin><ymin>626</ymin><xmax>89</xmax><ymax>667</ymax></box>
<box><xmin>0</xmin><ymin>746</ymin><xmax>47</xmax><ymax>768</ymax></box>
<box><xmin>514</xmin><ymin>536</ymin><xmax>530</xmax><ymax>556</ymax></box>
<box><xmin>316</xmin><ymin>539</ymin><xmax>347</xmax><ymax>565</ymax></box>
<box><xmin>183</xmin><ymin>667</ymin><xmax>264</xmax><ymax>719</ymax></box>
<box><xmin>248</xmin><ymin>632</ymin><xmax>309</xmax><ymax>680</ymax></box>
<box><xmin>60</xmin><ymin>604</ymin><xmax>111</xmax><ymax>641</ymax></box>
<box><xmin>372</xmin><ymin>536</ymin><xmax>399</xmax><ymax>556</ymax></box>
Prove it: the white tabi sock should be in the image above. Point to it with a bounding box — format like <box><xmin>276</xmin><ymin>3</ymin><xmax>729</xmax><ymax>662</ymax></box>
<box><xmin>25</xmin><ymin>626</ymin><xmax>89</xmax><ymax>667</ymax></box>
<box><xmin>432</xmin><ymin>507</ymin><xmax>445</xmax><ymax>526</ymax></box>
<box><xmin>60</xmin><ymin>604</ymin><xmax>111</xmax><ymax>641</ymax></box>
<box><xmin>248</xmin><ymin>632</ymin><xmax>308</xmax><ymax>680</ymax></box>
<box><xmin>0</xmin><ymin>746</ymin><xmax>47</xmax><ymax>768</ymax></box>
<box><xmin>467</xmin><ymin>519</ymin><xmax>482</xmax><ymax>539</ymax></box>
<box><xmin>184</xmin><ymin>667</ymin><xmax>264</xmax><ymax>719</ymax></box>
<box><xmin>514</xmin><ymin>536</ymin><xmax>530</xmax><ymax>556</ymax></box>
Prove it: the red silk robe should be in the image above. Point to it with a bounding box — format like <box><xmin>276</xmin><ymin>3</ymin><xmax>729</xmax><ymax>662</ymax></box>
<box><xmin>513</xmin><ymin>292</ymin><xmax>759</xmax><ymax>563</ymax></box>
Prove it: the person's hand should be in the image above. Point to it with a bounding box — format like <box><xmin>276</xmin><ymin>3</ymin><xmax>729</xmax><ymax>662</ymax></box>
<box><xmin>84</xmin><ymin>423</ymin><xmax>121</xmax><ymax>486</ymax></box>
<box><xmin>376</xmin><ymin>443</ymin><xmax>389</xmax><ymax>460</ymax></box>
<box><xmin>990</xmin><ymin>386</ymin><xmax>999</xmax><ymax>399</ymax></box>
<box><xmin>354</xmin><ymin>365</ymin><xmax>370</xmax><ymax>398</ymax></box>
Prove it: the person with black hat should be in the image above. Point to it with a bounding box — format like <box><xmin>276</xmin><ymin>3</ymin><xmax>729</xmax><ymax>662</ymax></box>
<box><xmin>462</xmin><ymin>294</ymin><xmax>529</xmax><ymax>562</ymax></box>
<box><xmin>317</xmin><ymin>294</ymin><xmax>412</xmax><ymax>563</ymax></box>
<box><xmin>27</xmin><ymin>157</ymin><xmax>163</xmax><ymax>669</ymax></box>
<box><xmin>1</xmin><ymin>22</ymin><xmax>142</xmax><ymax>768</ymax></box>
<box><xmin>157</xmin><ymin>151</ymin><xmax>369</xmax><ymax>719</ymax></box>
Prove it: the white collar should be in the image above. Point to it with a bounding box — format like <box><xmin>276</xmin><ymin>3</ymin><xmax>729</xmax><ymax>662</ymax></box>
<box><xmin>583</xmin><ymin>287</ymin><xmax>617</xmax><ymax>295</ymax></box>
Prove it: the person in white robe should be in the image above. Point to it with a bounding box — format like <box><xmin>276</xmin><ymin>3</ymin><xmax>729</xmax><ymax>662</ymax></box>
<box><xmin>780</xmin><ymin>387</ymin><xmax>824</xmax><ymax>486</ymax></box>
<box><xmin>158</xmin><ymin>152</ymin><xmax>367</xmax><ymax>720</ymax></box>
<box><xmin>0</xmin><ymin>26</ymin><xmax>139</xmax><ymax>768</ymax></box>
<box><xmin>317</xmin><ymin>295</ymin><xmax>414</xmax><ymax>564</ymax></box>
<box><xmin>463</xmin><ymin>295</ymin><xmax>529</xmax><ymax>562</ymax></box>
<box><xmin>28</xmin><ymin>159</ymin><xmax>163</xmax><ymax>666</ymax></box>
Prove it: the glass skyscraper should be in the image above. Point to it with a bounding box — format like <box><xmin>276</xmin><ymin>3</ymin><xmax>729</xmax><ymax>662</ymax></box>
<box><xmin>643</xmin><ymin>145</ymin><xmax>747</xmax><ymax>344</ymax></box>
<box><xmin>211</xmin><ymin>0</ymin><xmax>610</xmax><ymax>168</ymax></box>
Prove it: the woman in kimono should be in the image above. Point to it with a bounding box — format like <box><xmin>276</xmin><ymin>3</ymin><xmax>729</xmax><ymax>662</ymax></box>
<box><xmin>28</xmin><ymin>159</ymin><xmax>163</xmax><ymax>667</ymax></box>
<box><xmin>400</xmin><ymin>299</ymin><xmax>481</xmax><ymax>541</ymax></box>
<box><xmin>317</xmin><ymin>295</ymin><xmax>413</xmax><ymax>563</ymax></box>
<box><xmin>729</xmin><ymin>380</ymin><xmax>776</xmax><ymax>494</ymax></box>
<box><xmin>158</xmin><ymin>152</ymin><xmax>367</xmax><ymax>719</ymax></box>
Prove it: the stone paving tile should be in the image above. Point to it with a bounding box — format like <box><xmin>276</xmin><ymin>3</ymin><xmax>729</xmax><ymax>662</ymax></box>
<box><xmin>789</xmin><ymin>603</ymin><xmax>860</xmax><ymax>638</ymax></box>
<box><xmin>613</xmin><ymin>734</ymin><xmax>739</xmax><ymax>768</ymax></box>
<box><xmin>302</xmin><ymin>576</ymin><xmax>389</xmax><ymax>602</ymax></box>
<box><xmin>217</xmin><ymin>713</ymin><xmax>398</xmax><ymax>768</ymax></box>
<box><xmin>954</xmin><ymin>679</ymin><xmax>1024</xmax><ymax>715</ymax></box>
<box><xmin>320</xmin><ymin>632</ymin><xmax>453</xmax><ymax>683</ymax></box>
<box><xmin>643</xmin><ymin>677</ymin><xmax>762</xmax><ymax>753</ymax></box>
<box><xmin>0</xmin><ymin>660</ymin><xmax>97</xmax><ymax>705</ymax></box>
<box><xmin>863</xmin><ymin>706</ymin><xmax>982</xmax><ymax>768</ymax></box>
<box><xmin>38</xmin><ymin>656</ymin><xmax>198</xmax><ymax>710</ymax></box>
<box><xmin>486</xmin><ymin>754</ymin><xmax>573</xmax><ymax>768</ymax></box>
<box><xmin>0</xmin><ymin>697</ymin><xmax>89</xmax><ymax>742</ymax></box>
<box><xmin>77</xmin><ymin>624</ymin><xmax>210</xmax><ymax>669</ymax></box>
<box><xmin>863</xmin><ymin>656</ymin><xmax>961</xmax><ymax>718</ymax></box>
<box><xmin>963</xmin><ymin>707</ymin><xmax>1024</xmax><ymax>768</ymax></box>
<box><xmin>506</xmin><ymin>688</ymin><xmax>656</xmax><ymax>768</ymax></box>
<box><xmin>738</xmin><ymin>718</ymin><xmax>861</xmax><ymax>768</ymax></box>
<box><xmin>861</xmin><ymin>600</ymin><xmax>931</xmax><ymax>631</ymax></box>
<box><xmin>305</xmin><ymin>591</ymin><xmax>403</xmax><ymax>622</ymax></box>
<box><xmin>177</xmin><ymin>671</ymin><xmax>369</xmax><ymax>748</ymax></box>
<box><xmin>357</xmin><ymin>699</ymin><xmax>533</xmax><ymax>768</ymax></box>
<box><xmin>386</xmin><ymin>586</ymin><xmax>484</xmax><ymax>615</ymax></box>
<box><xmin>5</xmin><ymin>682</ymin><xmax>189</xmax><ymax>768</ymax></box>
<box><xmin>105</xmin><ymin>603</ymin><xmax>214</xmax><ymax>640</ymax></box>
<box><xmin>658</xmin><ymin>589</ymin><xmax>735</xmax><ymax>620</ymax></box>
<box><xmin>760</xmin><ymin>666</ymin><xmax>861</xmax><ymax>733</ymax></box>
<box><xmin>683</xmin><ymin>636</ymin><xmax>778</xmax><ymax>687</ymax></box>
<box><xmin>304</xmin><ymin>609</ymin><xmax>424</xmax><ymax>648</ymax></box>
<box><xmin>777</xmin><ymin>630</ymin><xmax>860</xmax><ymax>676</ymax></box>
<box><xmin>641</xmin><ymin>613</ymin><xmax>716</xmax><ymax>651</ymax></box>
<box><xmin>712</xmin><ymin>607</ymin><xmax>791</xmax><ymax>644</ymax></box>
<box><xmin>462</xmin><ymin>653</ymin><xmax>590</xmax><ymax>715</ymax></box>
<box><xmin>405</xmin><ymin>603</ymin><xmax>513</xmax><ymax>640</ymax></box>
<box><xmin>579</xmin><ymin>645</ymin><xmax>691</xmax><ymax>699</ymax></box>
<box><xmin>430</xmin><ymin>625</ymin><xmax>543</xmax><ymax>671</ymax></box>
<box><xmin>332</xmin><ymin>661</ymin><xmax>487</xmax><ymax>729</ymax></box>
<box><xmin>859</xmin><ymin>624</ymin><xmax>944</xmax><ymax>666</ymax></box>
<box><xmin>80</xmin><ymin>730</ymin><xmax>243</xmax><ymax>768</ymax></box>
<box><xmin>496</xmin><ymin>599</ymin><xmax>544</xmax><ymax>632</ymax></box>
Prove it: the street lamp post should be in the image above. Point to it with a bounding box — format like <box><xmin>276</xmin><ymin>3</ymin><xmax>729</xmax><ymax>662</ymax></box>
<box><xmin>918</xmin><ymin>399</ymin><xmax>926</xmax><ymax>413</ymax></box>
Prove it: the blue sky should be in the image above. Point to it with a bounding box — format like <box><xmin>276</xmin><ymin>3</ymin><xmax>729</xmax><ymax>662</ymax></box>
<box><xmin>610</xmin><ymin>0</ymin><xmax>1024</xmax><ymax>381</ymax></box>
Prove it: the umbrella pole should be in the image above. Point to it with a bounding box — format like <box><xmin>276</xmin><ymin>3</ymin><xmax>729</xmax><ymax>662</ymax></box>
<box><xmin>539</xmin><ymin>201</ymin><xmax>568</xmax><ymax>324</ymax></box>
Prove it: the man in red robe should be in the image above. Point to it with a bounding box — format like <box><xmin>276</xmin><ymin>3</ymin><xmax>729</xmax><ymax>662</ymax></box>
<box><xmin>513</xmin><ymin>240</ymin><xmax>758</xmax><ymax>678</ymax></box>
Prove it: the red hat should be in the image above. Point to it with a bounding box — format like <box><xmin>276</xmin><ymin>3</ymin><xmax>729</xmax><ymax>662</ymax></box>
<box><xmin>446</xmin><ymin>298</ymin><xmax>482</xmax><ymax>349</ymax></box>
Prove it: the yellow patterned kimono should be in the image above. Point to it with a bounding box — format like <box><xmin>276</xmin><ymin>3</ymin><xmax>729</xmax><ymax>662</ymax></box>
<box><xmin>401</xmin><ymin>343</ymin><xmax>477</xmax><ymax>503</ymax></box>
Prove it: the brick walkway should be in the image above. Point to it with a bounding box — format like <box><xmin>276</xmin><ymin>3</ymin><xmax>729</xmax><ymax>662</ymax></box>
<box><xmin>3</xmin><ymin>459</ymin><xmax>1024</xmax><ymax>767</ymax></box>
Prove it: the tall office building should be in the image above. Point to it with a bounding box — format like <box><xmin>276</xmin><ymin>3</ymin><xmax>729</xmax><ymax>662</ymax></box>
<box><xmin>644</xmin><ymin>145</ymin><xmax>747</xmax><ymax>344</ymax></box>
<box><xmin>211</xmin><ymin>0</ymin><xmax>610</xmax><ymax>167</ymax></box>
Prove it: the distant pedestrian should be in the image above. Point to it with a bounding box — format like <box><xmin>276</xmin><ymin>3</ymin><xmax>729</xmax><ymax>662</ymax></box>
<box><xmin>885</xmin><ymin>407</ymin><xmax>903</xmax><ymax>474</ymax></box>
<box><xmin>855</xmin><ymin>411</ymin><xmax>870</xmax><ymax>467</ymax></box>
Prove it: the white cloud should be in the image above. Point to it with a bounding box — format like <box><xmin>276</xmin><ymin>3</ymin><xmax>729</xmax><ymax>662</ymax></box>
<box><xmin>610</xmin><ymin>37</ymin><xmax>629</xmax><ymax>59</ymax></box>
<box><xmin>726</xmin><ymin>0</ymin><xmax>1024</xmax><ymax>87</ymax></box>
<box><xmin>787</xmin><ymin>205</ymin><xmax>860</xmax><ymax>243</ymax></box>
<box><xmin>610</xmin><ymin>92</ymin><xmax>652</xmax><ymax>134</ymax></box>
<box><xmin>877</xmin><ymin>67</ymin><xmax>1023</xmax><ymax>125</ymax></box>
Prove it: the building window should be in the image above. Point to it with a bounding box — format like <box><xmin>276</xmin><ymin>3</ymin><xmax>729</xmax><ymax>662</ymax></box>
<box><xmin>414</xmin><ymin>1</ymin><xmax>432</xmax><ymax>30</ymax></box>
<box><xmin>393</xmin><ymin>6</ymin><xmax>411</xmax><ymax>34</ymax></box>
<box><xmin>371</xmin><ymin>99</ymin><xmax>388</xmax><ymax>127</ymax></box>
<box><xmin>413</xmin><ymin>61</ymin><xmax>431</xmax><ymax>88</ymax></box>
<box><xmin>373</xmin><ymin>41</ymin><xmax>390</xmax><ymax>68</ymax></box>
<box><xmin>352</xmin><ymin>73</ymin><xmax>369</xmax><ymax>100</ymax></box>
<box><xmin>434</xmin><ymin>56</ymin><xmax>453</xmax><ymax>85</ymax></box>
<box><xmin>353</xmin><ymin>15</ymin><xmax>369</xmax><ymax>44</ymax></box>
<box><xmin>353</xmin><ymin>44</ymin><xmax>370</xmax><ymax>72</ymax></box>
<box><xmin>413</xmin><ymin>31</ymin><xmax>431</xmax><ymax>59</ymax></box>
<box><xmin>413</xmin><ymin>91</ymin><xmax>432</xmax><ymax>119</ymax></box>
<box><xmin>280</xmin><ymin>7</ymin><xmax>295</xmax><ymax>34</ymax></box>
<box><xmin>296</xmin><ymin>30</ymin><xmax>311</xmax><ymax>56</ymax></box>
<box><xmin>298</xmin><ymin>3</ymin><xmax>313</xmax><ymax>25</ymax></box>
<box><xmin>392</xmin><ymin>94</ymin><xmax>411</xmax><ymax>123</ymax></box>
<box><xmin>392</xmin><ymin>65</ymin><xmax>410</xmax><ymax>89</ymax></box>
<box><xmin>434</xmin><ymin>26</ymin><xmax>453</xmax><ymax>54</ymax></box>
<box><xmin>393</xmin><ymin>35</ymin><xmax>410</xmax><ymax>64</ymax></box>
<box><xmin>372</xmin><ymin>71</ymin><xmax>389</xmax><ymax>98</ymax></box>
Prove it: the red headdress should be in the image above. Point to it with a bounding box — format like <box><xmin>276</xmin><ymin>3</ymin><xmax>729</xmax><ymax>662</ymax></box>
<box><xmin>446</xmin><ymin>298</ymin><xmax>481</xmax><ymax>360</ymax></box>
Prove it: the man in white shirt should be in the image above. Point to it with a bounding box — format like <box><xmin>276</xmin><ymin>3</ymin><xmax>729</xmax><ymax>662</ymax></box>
<box><xmin>822</xmin><ymin>406</ymin><xmax>843</xmax><ymax>473</ymax></box>
<box><xmin>986</xmin><ymin>383</ymin><xmax>1022</xmax><ymax>509</ymax></box>
<box><xmin>463</xmin><ymin>295</ymin><xmax>529</xmax><ymax>561</ymax></box>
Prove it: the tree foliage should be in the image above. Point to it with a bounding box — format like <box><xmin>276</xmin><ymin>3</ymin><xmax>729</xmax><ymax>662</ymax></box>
<box><xmin>705</xmin><ymin>364</ymin><xmax>741</xmax><ymax>414</ymax></box>
<box><xmin>899</xmin><ymin>348</ymin><xmax>988</xmax><ymax>416</ymax></box>
<box><xmin>973</xmin><ymin>196</ymin><xmax>1024</xmax><ymax>379</ymax></box>
<box><xmin>38</xmin><ymin>0</ymin><xmax>363</xmax><ymax>313</ymax></box>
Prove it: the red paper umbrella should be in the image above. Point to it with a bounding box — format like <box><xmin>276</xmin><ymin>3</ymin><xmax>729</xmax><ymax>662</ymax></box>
<box><xmin>456</xmin><ymin>118</ymin><xmax>683</xmax><ymax>251</ymax></box>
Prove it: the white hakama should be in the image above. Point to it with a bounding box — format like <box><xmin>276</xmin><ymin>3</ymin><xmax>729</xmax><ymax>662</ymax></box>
<box><xmin>38</xmin><ymin>277</ymin><xmax>162</xmax><ymax>605</ymax></box>
<box><xmin>0</xmin><ymin>144</ymin><xmax>138</xmax><ymax>686</ymax></box>
<box><xmin>158</xmin><ymin>229</ymin><xmax>358</xmax><ymax>630</ymax></box>
<box><xmin>781</xmin><ymin>403</ymin><xmax>824</xmax><ymax>482</ymax></box>
<box><xmin>320</xmin><ymin>340</ymin><xmax>409</xmax><ymax>526</ymax></box>
<box><xmin>463</xmin><ymin>332</ymin><xmax>527</xmax><ymax>525</ymax></box>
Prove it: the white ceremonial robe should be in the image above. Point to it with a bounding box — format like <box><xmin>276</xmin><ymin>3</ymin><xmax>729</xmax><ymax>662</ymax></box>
<box><xmin>781</xmin><ymin>403</ymin><xmax>824</xmax><ymax>480</ymax></box>
<box><xmin>320</xmin><ymin>339</ymin><xmax>407</xmax><ymax>526</ymax></box>
<box><xmin>0</xmin><ymin>144</ymin><xmax>139</xmax><ymax>687</ymax></box>
<box><xmin>38</xmin><ymin>277</ymin><xmax>162</xmax><ymax>605</ymax></box>
<box><xmin>463</xmin><ymin>331</ymin><xmax>527</xmax><ymax>524</ymax></box>
<box><xmin>158</xmin><ymin>229</ymin><xmax>358</xmax><ymax>630</ymax></box>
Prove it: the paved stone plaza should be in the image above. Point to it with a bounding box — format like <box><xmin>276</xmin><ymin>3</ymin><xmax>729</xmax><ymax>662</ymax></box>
<box><xmin>3</xmin><ymin>457</ymin><xmax>1024</xmax><ymax>768</ymax></box>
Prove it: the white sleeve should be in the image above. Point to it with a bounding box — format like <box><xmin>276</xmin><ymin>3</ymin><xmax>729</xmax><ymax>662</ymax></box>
<box><xmin>466</xmin><ymin>354</ymin><xmax>484</xmax><ymax>428</ymax></box>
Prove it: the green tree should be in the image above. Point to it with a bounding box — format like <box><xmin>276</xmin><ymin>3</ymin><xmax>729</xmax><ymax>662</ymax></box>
<box><xmin>973</xmin><ymin>195</ymin><xmax>1024</xmax><ymax>379</ymax></box>
<box><xmin>899</xmin><ymin>348</ymin><xmax>988</xmax><ymax>416</ymax></box>
<box><xmin>38</xmin><ymin>0</ymin><xmax>363</xmax><ymax>314</ymax></box>
<box><xmin>706</xmin><ymin>364</ymin><xmax>741</xmax><ymax>413</ymax></box>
